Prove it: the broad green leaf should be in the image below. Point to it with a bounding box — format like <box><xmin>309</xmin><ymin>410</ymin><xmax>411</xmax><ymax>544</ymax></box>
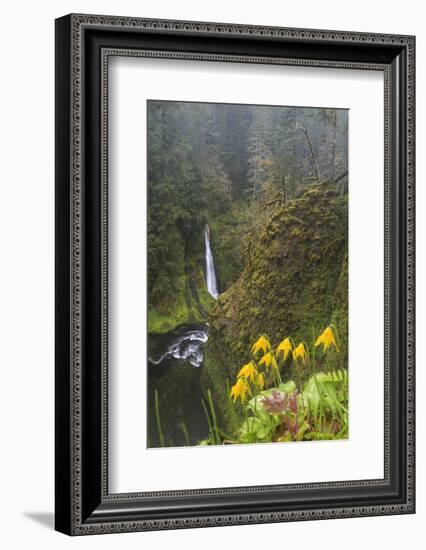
<box><xmin>278</xmin><ymin>380</ymin><xmax>296</xmax><ymax>395</ymax></box>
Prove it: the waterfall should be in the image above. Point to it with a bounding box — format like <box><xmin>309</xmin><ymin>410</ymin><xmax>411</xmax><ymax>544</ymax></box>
<box><xmin>204</xmin><ymin>226</ymin><xmax>219</xmax><ymax>299</ymax></box>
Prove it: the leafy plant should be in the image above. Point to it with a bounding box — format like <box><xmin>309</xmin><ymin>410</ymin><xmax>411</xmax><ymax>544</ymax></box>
<box><xmin>220</xmin><ymin>325</ymin><xmax>348</xmax><ymax>445</ymax></box>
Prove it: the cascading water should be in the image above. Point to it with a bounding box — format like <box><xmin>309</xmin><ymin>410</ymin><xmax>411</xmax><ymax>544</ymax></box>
<box><xmin>148</xmin><ymin>323</ymin><xmax>209</xmax><ymax>446</ymax></box>
<box><xmin>149</xmin><ymin>326</ymin><xmax>208</xmax><ymax>368</ymax></box>
<box><xmin>148</xmin><ymin>226</ymin><xmax>220</xmax><ymax>446</ymax></box>
<box><xmin>204</xmin><ymin>225</ymin><xmax>219</xmax><ymax>299</ymax></box>
<box><xmin>150</xmin><ymin>227</ymin><xmax>218</xmax><ymax>371</ymax></box>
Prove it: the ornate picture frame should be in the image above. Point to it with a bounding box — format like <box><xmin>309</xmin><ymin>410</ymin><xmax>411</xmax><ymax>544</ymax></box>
<box><xmin>55</xmin><ymin>14</ymin><xmax>415</xmax><ymax>535</ymax></box>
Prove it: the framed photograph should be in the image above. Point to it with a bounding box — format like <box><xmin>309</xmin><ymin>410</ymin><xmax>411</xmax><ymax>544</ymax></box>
<box><xmin>55</xmin><ymin>14</ymin><xmax>415</xmax><ymax>535</ymax></box>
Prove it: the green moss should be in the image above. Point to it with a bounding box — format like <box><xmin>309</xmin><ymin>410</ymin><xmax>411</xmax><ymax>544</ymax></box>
<box><xmin>331</xmin><ymin>249</ymin><xmax>348</xmax><ymax>368</ymax></box>
<box><xmin>202</xmin><ymin>183</ymin><xmax>348</xmax><ymax>432</ymax></box>
<box><xmin>209</xmin><ymin>202</ymin><xmax>250</xmax><ymax>291</ymax></box>
<box><xmin>148</xmin><ymin>199</ymin><xmax>250</xmax><ymax>334</ymax></box>
<box><xmin>148</xmin><ymin>270</ymin><xmax>216</xmax><ymax>334</ymax></box>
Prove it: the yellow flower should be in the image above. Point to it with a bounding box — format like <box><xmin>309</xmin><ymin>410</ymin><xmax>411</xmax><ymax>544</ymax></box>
<box><xmin>251</xmin><ymin>335</ymin><xmax>271</xmax><ymax>356</ymax></box>
<box><xmin>230</xmin><ymin>377</ymin><xmax>250</xmax><ymax>403</ymax></box>
<box><xmin>315</xmin><ymin>326</ymin><xmax>339</xmax><ymax>353</ymax></box>
<box><xmin>237</xmin><ymin>361</ymin><xmax>258</xmax><ymax>382</ymax></box>
<box><xmin>257</xmin><ymin>372</ymin><xmax>266</xmax><ymax>390</ymax></box>
<box><xmin>293</xmin><ymin>342</ymin><xmax>308</xmax><ymax>364</ymax></box>
<box><xmin>276</xmin><ymin>337</ymin><xmax>293</xmax><ymax>361</ymax></box>
<box><xmin>259</xmin><ymin>351</ymin><xmax>278</xmax><ymax>370</ymax></box>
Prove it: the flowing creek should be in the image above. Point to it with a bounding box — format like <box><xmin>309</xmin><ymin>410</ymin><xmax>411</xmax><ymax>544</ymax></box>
<box><xmin>149</xmin><ymin>327</ymin><xmax>208</xmax><ymax>368</ymax></box>
<box><xmin>147</xmin><ymin>226</ymin><xmax>219</xmax><ymax>447</ymax></box>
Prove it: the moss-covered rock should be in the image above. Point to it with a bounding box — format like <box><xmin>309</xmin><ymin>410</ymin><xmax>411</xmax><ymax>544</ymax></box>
<box><xmin>148</xmin><ymin>268</ymin><xmax>215</xmax><ymax>333</ymax></box>
<box><xmin>209</xmin><ymin>202</ymin><xmax>249</xmax><ymax>291</ymax></box>
<box><xmin>202</xmin><ymin>183</ymin><xmax>348</xmax><ymax>431</ymax></box>
<box><xmin>148</xmin><ymin>205</ymin><xmax>248</xmax><ymax>334</ymax></box>
<box><xmin>331</xmin><ymin>249</ymin><xmax>348</xmax><ymax>369</ymax></box>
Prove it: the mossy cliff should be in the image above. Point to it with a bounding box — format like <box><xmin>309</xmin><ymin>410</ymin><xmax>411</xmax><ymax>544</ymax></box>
<box><xmin>148</xmin><ymin>267</ymin><xmax>214</xmax><ymax>333</ymax></box>
<box><xmin>331</xmin><ymin>249</ymin><xmax>348</xmax><ymax>370</ymax></box>
<box><xmin>201</xmin><ymin>183</ymin><xmax>348</xmax><ymax>431</ymax></box>
<box><xmin>148</xmin><ymin>206</ymin><xmax>247</xmax><ymax>334</ymax></box>
<box><xmin>209</xmin><ymin>203</ymin><xmax>249</xmax><ymax>291</ymax></box>
<box><xmin>148</xmin><ymin>225</ymin><xmax>216</xmax><ymax>334</ymax></box>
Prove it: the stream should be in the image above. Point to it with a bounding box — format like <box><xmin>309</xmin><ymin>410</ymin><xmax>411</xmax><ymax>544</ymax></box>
<box><xmin>147</xmin><ymin>226</ymin><xmax>219</xmax><ymax>448</ymax></box>
<box><xmin>149</xmin><ymin>327</ymin><xmax>208</xmax><ymax>368</ymax></box>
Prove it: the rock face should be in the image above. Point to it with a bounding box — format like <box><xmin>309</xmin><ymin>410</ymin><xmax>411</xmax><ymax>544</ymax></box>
<box><xmin>148</xmin><ymin>267</ymin><xmax>214</xmax><ymax>334</ymax></box>
<box><xmin>147</xmin><ymin>221</ymin><xmax>216</xmax><ymax>334</ymax></box>
<box><xmin>147</xmin><ymin>210</ymin><xmax>245</xmax><ymax>335</ymax></box>
<box><xmin>201</xmin><ymin>183</ymin><xmax>348</xmax><ymax>431</ymax></box>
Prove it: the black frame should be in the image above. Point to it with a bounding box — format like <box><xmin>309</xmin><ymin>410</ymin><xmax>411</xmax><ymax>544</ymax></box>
<box><xmin>55</xmin><ymin>14</ymin><xmax>415</xmax><ymax>535</ymax></box>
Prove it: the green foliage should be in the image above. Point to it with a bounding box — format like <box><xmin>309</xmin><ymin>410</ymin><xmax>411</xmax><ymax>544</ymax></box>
<box><xmin>209</xmin><ymin>202</ymin><xmax>250</xmax><ymax>290</ymax></box>
<box><xmin>202</xmin><ymin>184</ymin><xmax>348</xmax><ymax>432</ymax></box>
<box><xmin>148</xmin><ymin>271</ymin><xmax>215</xmax><ymax>333</ymax></box>
<box><xmin>198</xmin><ymin>371</ymin><xmax>348</xmax><ymax>446</ymax></box>
<box><xmin>147</xmin><ymin>102</ymin><xmax>349</xmax><ymax>448</ymax></box>
<box><xmin>147</xmin><ymin>101</ymin><xmax>233</xmax><ymax>333</ymax></box>
<box><xmin>302</xmin><ymin>370</ymin><xmax>348</xmax><ymax>437</ymax></box>
<box><xmin>224</xmin><ymin>330</ymin><xmax>347</xmax><ymax>444</ymax></box>
<box><xmin>197</xmin><ymin>328</ymin><xmax>347</xmax><ymax>446</ymax></box>
<box><xmin>154</xmin><ymin>389</ymin><xmax>165</xmax><ymax>447</ymax></box>
<box><xmin>331</xmin><ymin>251</ymin><xmax>349</xmax><ymax>369</ymax></box>
<box><xmin>303</xmin><ymin>370</ymin><xmax>348</xmax><ymax>416</ymax></box>
<box><xmin>147</xmin><ymin>102</ymin><xmax>348</xmax><ymax>337</ymax></box>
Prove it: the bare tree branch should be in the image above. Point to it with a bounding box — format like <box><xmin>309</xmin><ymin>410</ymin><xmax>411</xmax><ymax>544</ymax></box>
<box><xmin>334</xmin><ymin>170</ymin><xmax>348</xmax><ymax>184</ymax></box>
<box><xmin>298</xmin><ymin>125</ymin><xmax>320</xmax><ymax>181</ymax></box>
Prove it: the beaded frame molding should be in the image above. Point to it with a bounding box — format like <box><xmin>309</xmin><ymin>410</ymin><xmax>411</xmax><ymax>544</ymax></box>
<box><xmin>55</xmin><ymin>14</ymin><xmax>415</xmax><ymax>536</ymax></box>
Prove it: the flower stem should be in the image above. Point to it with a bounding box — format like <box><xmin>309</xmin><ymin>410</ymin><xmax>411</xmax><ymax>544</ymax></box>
<box><xmin>154</xmin><ymin>389</ymin><xmax>165</xmax><ymax>447</ymax></box>
<box><xmin>180</xmin><ymin>421</ymin><xmax>190</xmax><ymax>446</ymax></box>
<box><xmin>201</xmin><ymin>397</ymin><xmax>215</xmax><ymax>444</ymax></box>
<box><xmin>208</xmin><ymin>389</ymin><xmax>221</xmax><ymax>445</ymax></box>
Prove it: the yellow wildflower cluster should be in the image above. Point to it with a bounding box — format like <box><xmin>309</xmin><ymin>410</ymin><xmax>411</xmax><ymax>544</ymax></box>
<box><xmin>230</xmin><ymin>357</ymin><xmax>266</xmax><ymax>403</ymax></box>
<box><xmin>230</xmin><ymin>377</ymin><xmax>250</xmax><ymax>403</ymax></box>
<box><xmin>237</xmin><ymin>361</ymin><xmax>257</xmax><ymax>382</ymax></box>
<box><xmin>276</xmin><ymin>337</ymin><xmax>308</xmax><ymax>365</ymax></box>
<box><xmin>230</xmin><ymin>326</ymin><xmax>339</xmax><ymax>404</ymax></box>
<box><xmin>230</xmin><ymin>335</ymin><xmax>272</xmax><ymax>403</ymax></box>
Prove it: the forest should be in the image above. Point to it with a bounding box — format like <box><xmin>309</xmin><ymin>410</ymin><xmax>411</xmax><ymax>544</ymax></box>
<box><xmin>147</xmin><ymin>100</ymin><xmax>349</xmax><ymax>448</ymax></box>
